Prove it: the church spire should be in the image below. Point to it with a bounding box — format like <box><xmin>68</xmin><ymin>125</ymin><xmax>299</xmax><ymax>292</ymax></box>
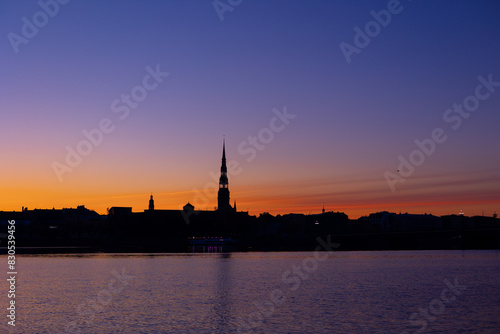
<box><xmin>217</xmin><ymin>137</ymin><xmax>231</xmax><ymax>211</ymax></box>
<box><xmin>221</xmin><ymin>137</ymin><xmax>227</xmax><ymax>173</ymax></box>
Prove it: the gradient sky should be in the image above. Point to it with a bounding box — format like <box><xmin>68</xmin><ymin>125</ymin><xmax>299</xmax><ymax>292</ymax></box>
<box><xmin>1</xmin><ymin>0</ymin><xmax>499</xmax><ymax>218</ymax></box>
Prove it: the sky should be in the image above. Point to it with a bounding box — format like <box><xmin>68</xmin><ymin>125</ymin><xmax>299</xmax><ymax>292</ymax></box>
<box><xmin>1</xmin><ymin>0</ymin><xmax>499</xmax><ymax>218</ymax></box>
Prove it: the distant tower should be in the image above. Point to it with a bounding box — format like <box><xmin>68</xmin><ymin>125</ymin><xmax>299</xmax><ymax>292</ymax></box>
<box><xmin>149</xmin><ymin>194</ymin><xmax>154</xmax><ymax>211</ymax></box>
<box><xmin>234</xmin><ymin>201</ymin><xmax>237</xmax><ymax>212</ymax></box>
<box><xmin>217</xmin><ymin>138</ymin><xmax>232</xmax><ymax>212</ymax></box>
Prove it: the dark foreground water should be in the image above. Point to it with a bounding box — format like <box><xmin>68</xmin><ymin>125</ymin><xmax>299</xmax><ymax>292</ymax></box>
<box><xmin>2</xmin><ymin>250</ymin><xmax>500</xmax><ymax>333</ymax></box>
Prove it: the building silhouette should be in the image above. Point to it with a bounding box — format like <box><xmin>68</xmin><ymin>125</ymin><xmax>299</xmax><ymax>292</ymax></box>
<box><xmin>217</xmin><ymin>139</ymin><xmax>233</xmax><ymax>212</ymax></box>
<box><xmin>149</xmin><ymin>194</ymin><xmax>154</xmax><ymax>211</ymax></box>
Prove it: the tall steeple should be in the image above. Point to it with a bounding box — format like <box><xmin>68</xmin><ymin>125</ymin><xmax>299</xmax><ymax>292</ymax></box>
<box><xmin>217</xmin><ymin>138</ymin><xmax>232</xmax><ymax>211</ymax></box>
<box><xmin>221</xmin><ymin>138</ymin><xmax>227</xmax><ymax>175</ymax></box>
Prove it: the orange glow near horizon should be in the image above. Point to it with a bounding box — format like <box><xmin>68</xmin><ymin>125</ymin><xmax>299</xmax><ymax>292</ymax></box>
<box><xmin>2</xmin><ymin>179</ymin><xmax>498</xmax><ymax>219</ymax></box>
<box><xmin>1</xmin><ymin>138</ymin><xmax>499</xmax><ymax>219</ymax></box>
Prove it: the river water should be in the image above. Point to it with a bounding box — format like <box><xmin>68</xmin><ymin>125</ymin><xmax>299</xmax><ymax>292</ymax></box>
<box><xmin>2</xmin><ymin>250</ymin><xmax>500</xmax><ymax>333</ymax></box>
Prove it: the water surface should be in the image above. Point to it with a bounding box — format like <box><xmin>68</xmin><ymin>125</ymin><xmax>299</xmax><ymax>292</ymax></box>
<box><xmin>2</xmin><ymin>250</ymin><xmax>500</xmax><ymax>333</ymax></box>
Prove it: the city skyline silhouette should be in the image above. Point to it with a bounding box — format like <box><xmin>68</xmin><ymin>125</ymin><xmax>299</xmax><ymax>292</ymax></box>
<box><xmin>1</xmin><ymin>139</ymin><xmax>499</xmax><ymax>253</ymax></box>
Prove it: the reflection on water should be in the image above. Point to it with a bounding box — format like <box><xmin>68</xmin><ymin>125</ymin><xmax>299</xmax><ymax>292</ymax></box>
<box><xmin>213</xmin><ymin>253</ymin><xmax>232</xmax><ymax>333</ymax></box>
<box><xmin>190</xmin><ymin>245</ymin><xmax>233</xmax><ymax>253</ymax></box>
<box><xmin>2</xmin><ymin>250</ymin><xmax>500</xmax><ymax>333</ymax></box>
